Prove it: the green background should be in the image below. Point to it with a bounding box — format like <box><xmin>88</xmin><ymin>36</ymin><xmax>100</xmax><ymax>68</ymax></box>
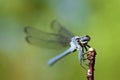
<box><xmin>0</xmin><ymin>0</ymin><xmax>120</xmax><ymax>80</ymax></box>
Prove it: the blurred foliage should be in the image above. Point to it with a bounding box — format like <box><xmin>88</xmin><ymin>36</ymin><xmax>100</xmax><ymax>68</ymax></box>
<box><xmin>0</xmin><ymin>0</ymin><xmax>120</xmax><ymax>80</ymax></box>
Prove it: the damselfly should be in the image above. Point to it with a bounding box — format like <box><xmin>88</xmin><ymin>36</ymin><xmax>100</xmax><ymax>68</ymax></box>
<box><xmin>24</xmin><ymin>20</ymin><xmax>91</xmax><ymax>68</ymax></box>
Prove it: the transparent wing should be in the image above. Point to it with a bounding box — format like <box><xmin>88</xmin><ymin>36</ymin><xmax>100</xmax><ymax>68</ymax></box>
<box><xmin>24</xmin><ymin>21</ymin><xmax>74</xmax><ymax>49</ymax></box>
<box><xmin>51</xmin><ymin>20</ymin><xmax>74</xmax><ymax>39</ymax></box>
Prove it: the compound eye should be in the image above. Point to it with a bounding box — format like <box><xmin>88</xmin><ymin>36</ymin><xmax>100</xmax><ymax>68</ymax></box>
<box><xmin>76</xmin><ymin>38</ymin><xmax>80</xmax><ymax>42</ymax></box>
<box><xmin>85</xmin><ymin>35</ymin><xmax>91</xmax><ymax>41</ymax></box>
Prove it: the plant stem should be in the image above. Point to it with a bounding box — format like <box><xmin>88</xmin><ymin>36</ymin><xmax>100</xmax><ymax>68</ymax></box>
<box><xmin>86</xmin><ymin>48</ymin><xmax>96</xmax><ymax>80</ymax></box>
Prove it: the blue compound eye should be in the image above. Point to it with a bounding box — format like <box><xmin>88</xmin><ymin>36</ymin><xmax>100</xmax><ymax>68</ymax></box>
<box><xmin>80</xmin><ymin>35</ymin><xmax>90</xmax><ymax>42</ymax></box>
<box><xmin>85</xmin><ymin>35</ymin><xmax>90</xmax><ymax>41</ymax></box>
